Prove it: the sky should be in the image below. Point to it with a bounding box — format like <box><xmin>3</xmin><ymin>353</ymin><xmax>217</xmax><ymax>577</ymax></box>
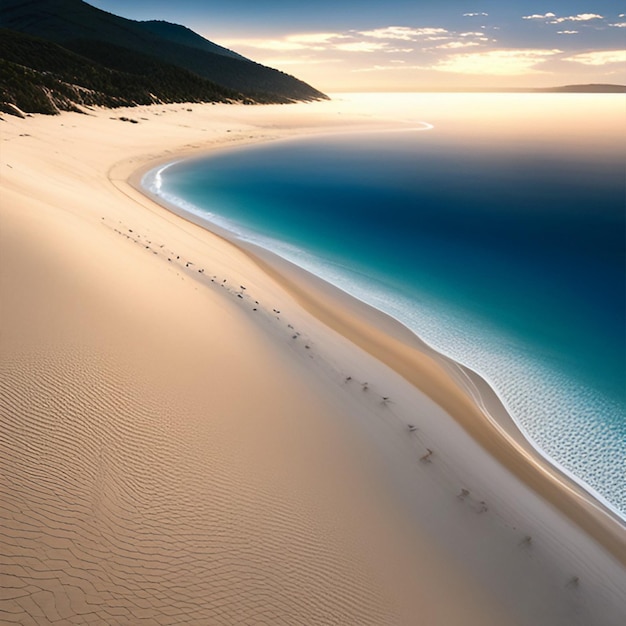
<box><xmin>87</xmin><ymin>1</ymin><xmax>625</xmax><ymax>91</ymax></box>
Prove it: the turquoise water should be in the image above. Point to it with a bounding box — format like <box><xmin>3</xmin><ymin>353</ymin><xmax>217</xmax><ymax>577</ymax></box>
<box><xmin>145</xmin><ymin>94</ymin><xmax>626</xmax><ymax>518</ymax></box>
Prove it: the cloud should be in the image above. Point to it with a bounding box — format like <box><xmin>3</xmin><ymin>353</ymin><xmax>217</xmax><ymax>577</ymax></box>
<box><xmin>222</xmin><ymin>32</ymin><xmax>349</xmax><ymax>52</ymax></box>
<box><xmin>436</xmin><ymin>41</ymin><xmax>481</xmax><ymax>50</ymax></box>
<box><xmin>550</xmin><ymin>14</ymin><xmax>603</xmax><ymax>23</ymax></box>
<box><xmin>225</xmin><ymin>38</ymin><xmax>310</xmax><ymax>52</ymax></box>
<box><xmin>566</xmin><ymin>50</ymin><xmax>626</xmax><ymax>65</ymax></box>
<box><xmin>335</xmin><ymin>41</ymin><xmax>390</xmax><ymax>52</ymax></box>
<box><xmin>557</xmin><ymin>30</ymin><xmax>579</xmax><ymax>35</ymax></box>
<box><xmin>222</xmin><ymin>32</ymin><xmax>383</xmax><ymax>53</ymax></box>
<box><xmin>523</xmin><ymin>12</ymin><xmax>604</xmax><ymax>24</ymax></box>
<box><xmin>359</xmin><ymin>26</ymin><xmax>449</xmax><ymax>41</ymax></box>
<box><xmin>523</xmin><ymin>13</ymin><xmax>556</xmax><ymax>20</ymax></box>
<box><xmin>223</xmin><ymin>24</ymin><xmax>462</xmax><ymax>59</ymax></box>
<box><xmin>432</xmin><ymin>49</ymin><xmax>561</xmax><ymax>75</ymax></box>
<box><xmin>352</xmin><ymin>63</ymin><xmax>426</xmax><ymax>73</ymax></box>
<box><xmin>264</xmin><ymin>57</ymin><xmax>342</xmax><ymax>67</ymax></box>
<box><xmin>609</xmin><ymin>22</ymin><xmax>626</xmax><ymax>28</ymax></box>
<box><xmin>463</xmin><ymin>13</ymin><xmax>488</xmax><ymax>17</ymax></box>
<box><xmin>224</xmin><ymin>24</ymin><xmax>495</xmax><ymax>62</ymax></box>
<box><xmin>286</xmin><ymin>33</ymin><xmax>348</xmax><ymax>44</ymax></box>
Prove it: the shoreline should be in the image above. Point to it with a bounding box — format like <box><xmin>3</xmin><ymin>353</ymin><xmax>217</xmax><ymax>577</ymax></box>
<box><xmin>136</xmin><ymin>144</ymin><xmax>626</xmax><ymax>556</ymax></box>
<box><xmin>2</xmin><ymin>99</ymin><xmax>625</xmax><ymax>624</ymax></box>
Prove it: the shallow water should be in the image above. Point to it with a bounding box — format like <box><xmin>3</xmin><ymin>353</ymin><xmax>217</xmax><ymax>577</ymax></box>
<box><xmin>145</xmin><ymin>93</ymin><xmax>626</xmax><ymax>517</ymax></box>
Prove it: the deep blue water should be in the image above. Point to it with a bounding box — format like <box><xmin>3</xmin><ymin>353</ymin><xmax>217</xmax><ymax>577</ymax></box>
<box><xmin>146</xmin><ymin>95</ymin><xmax>626</xmax><ymax>517</ymax></box>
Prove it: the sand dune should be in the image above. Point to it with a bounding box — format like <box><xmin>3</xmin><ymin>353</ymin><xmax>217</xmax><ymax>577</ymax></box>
<box><xmin>1</xmin><ymin>101</ymin><xmax>625</xmax><ymax>625</ymax></box>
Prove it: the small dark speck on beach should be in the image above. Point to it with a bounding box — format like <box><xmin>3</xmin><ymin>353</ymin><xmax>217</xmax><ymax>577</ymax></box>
<box><xmin>420</xmin><ymin>449</ymin><xmax>433</xmax><ymax>463</ymax></box>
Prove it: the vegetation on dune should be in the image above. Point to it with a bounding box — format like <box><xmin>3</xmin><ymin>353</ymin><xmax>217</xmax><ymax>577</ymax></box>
<box><xmin>0</xmin><ymin>28</ymin><xmax>247</xmax><ymax>116</ymax></box>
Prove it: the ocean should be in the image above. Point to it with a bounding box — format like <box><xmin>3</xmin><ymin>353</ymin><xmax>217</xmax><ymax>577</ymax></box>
<box><xmin>144</xmin><ymin>93</ymin><xmax>626</xmax><ymax>518</ymax></box>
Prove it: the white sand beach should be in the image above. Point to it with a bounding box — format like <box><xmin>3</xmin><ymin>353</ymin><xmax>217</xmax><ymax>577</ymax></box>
<box><xmin>1</xmin><ymin>100</ymin><xmax>625</xmax><ymax>625</ymax></box>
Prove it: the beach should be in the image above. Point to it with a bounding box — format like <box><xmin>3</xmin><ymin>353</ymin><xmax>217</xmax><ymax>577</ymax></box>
<box><xmin>1</xmin><ymin>100</ymin><xmax>625</xmax><ymax>625</ymax></box>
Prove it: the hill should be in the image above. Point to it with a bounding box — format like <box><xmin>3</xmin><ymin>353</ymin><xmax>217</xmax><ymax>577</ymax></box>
<box><xmin>532</xmin><ymin>84</ymin><xmax>626</xmax><ymax>93</ymax></box>
<box><xmin>0</xmin><ymin>28</ymin><xmax>246</xmax><ymax>116</ymax></box>
<box><xmin>136</xmin><ymin>21</ymin><xmax>248</xmax><ymax>62</ymax></box>
<box><xmin>411</xmin><ymin>84</ymin><xmax>626</xmax><ymax>93</ymax></box>
<box><xmin>0</xmin><ymin>0</ymin><xmax>328</xmax><ymax>115</ymax></box>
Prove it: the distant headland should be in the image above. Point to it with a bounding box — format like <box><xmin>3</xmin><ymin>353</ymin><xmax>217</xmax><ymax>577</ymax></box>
<box><xmin>512</xmin><ymin>84</ymin><xmax>625</xmax><ymax>93</ymax></box>
<box><xmin>404</xmin><ymin>84</ymin><xmax>626</xmax><ymax>94</ymax></box>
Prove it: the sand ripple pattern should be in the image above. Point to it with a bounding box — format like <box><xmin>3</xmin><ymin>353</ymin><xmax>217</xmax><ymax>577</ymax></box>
<box><xmin>0</xmin><ymin>346</ymin><xmax>393</xmax><ymax>625</ymax></box>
